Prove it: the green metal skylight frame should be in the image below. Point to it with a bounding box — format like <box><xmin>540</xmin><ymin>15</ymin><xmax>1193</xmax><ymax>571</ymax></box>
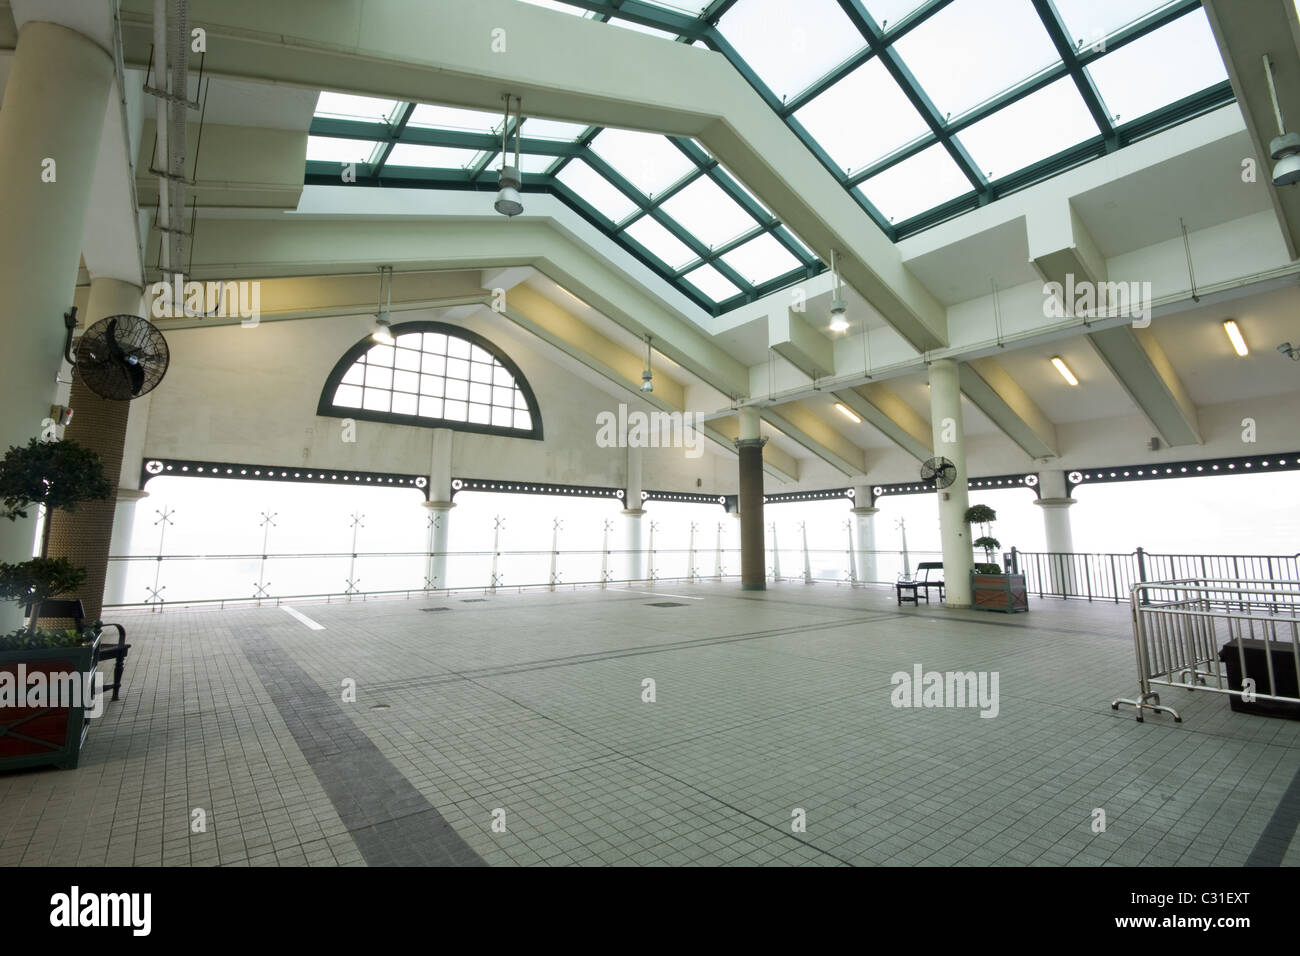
<box><xmin>303</xmin><ymin>0</ymin><xmax>1235</xmax><ymax>315</ymax></box>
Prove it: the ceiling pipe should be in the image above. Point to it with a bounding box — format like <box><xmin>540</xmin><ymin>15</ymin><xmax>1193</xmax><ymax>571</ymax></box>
<box><xmin>152</xmin><ymin>0</ymin><xmax>169</xmax><ymax>274</ymax></box>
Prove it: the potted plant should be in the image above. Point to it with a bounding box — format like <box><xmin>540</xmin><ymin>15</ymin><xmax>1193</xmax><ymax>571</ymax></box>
<box><xmin>0</xmin><ymin>437</ymin><xmax>111</xmax><ymax>771</ymax></box>
<box><xmin>964</xmin><ymin>504</ymin><xmax>1028</xmax><ymax>613</ymax></box>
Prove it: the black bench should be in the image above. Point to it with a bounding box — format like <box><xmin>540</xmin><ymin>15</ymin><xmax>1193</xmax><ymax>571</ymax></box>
<box><xmin>34</xmin><ymin>600</ymin><xmax>131</xmax><ymax>702</ymax></box>
<box><xmin>896</xmin><ymin>562</ymin><xmax>945</xmax><ymax>605</ymax></box>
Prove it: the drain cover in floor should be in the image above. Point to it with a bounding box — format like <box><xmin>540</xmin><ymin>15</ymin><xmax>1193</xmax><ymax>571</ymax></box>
<box><xmin>646</xmin><ymin>601</ymin><xmax>688</xmax><ymax>608</ymax></box>
<box><xmin>461</xmin><ymin>598</ymin><xmax>488</xmax><ymax>603</ymax></box>
<box><xmin>421</xmin><ymin>607</ymin><xmax>451</xmax><ymax>612</ymax></box>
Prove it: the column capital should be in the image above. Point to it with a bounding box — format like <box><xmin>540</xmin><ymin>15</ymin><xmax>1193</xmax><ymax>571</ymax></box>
<box><xmin>116</xmin><ymin>487</ymin><xmax>149</xmax><ymax>502</ymax></box>
<box><xmin>1033</xmin><ymin>497</ymin><xmax>1076</xmax><ymax>508</ymax></box>
<box><xmin>851</xmin><ymin>506</ymin><xmax>879</xmax><ymax>516</ymax></box>
<box><xmin>622</xmin><ymin>508</ymin><xmax>645</xmax><ymax>517</ymax></box>
<box><xmin>733</xmin><ymin>437</ymin><xmax>768</xmax><ymax>450</ymax></box>
<box><xmin>422</xmin><ymin>500</ymin><xmax>456</xmax><ymax>511</ymax></box>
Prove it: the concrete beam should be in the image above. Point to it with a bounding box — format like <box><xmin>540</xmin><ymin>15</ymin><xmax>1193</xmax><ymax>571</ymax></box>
<box><xmin>959</xmin><ymin>358</ymin><xmax>1059</xmax><ymax>459</ymax></box>
<box><xmin>1087</xmin><ymin>325</ymin><xmax>1201</xmax><ymax>447</ymax></box>
<box><xmin>760</xmin><ymin>402</ymin><xmax>867</xmax><ymax>477</ymax></box>
<box><xmin>1028</xmin><ymin>199</ymin><xmax>1106</xmax><ymax>294</ymax></box>
<box><xmin>136</xmin><ymin>121</ymin><xmax>307</xmax><ymax>212</ymax></box>
<box><xmin>1204</xmin><ymin>0</ymin><xmax>1300</xmax><ymax>259</ymax></box>
<box><xmin>116</xmin><ymin>0</ymin><xmax>949</xmax><ymax>352</ymax></box>
<box><xmin>768</xmin><ymin>305</ymin><xmax>834</xmax><ymax>380</ymax></box>
<box><xmin>831</xmin><ymin>383</ymin><xmax>933</xmax><ymax>462</ymax></box>
<box><xmin>174</xmin><ymin>214</ymin><xmax>753</xmax><ymax>396</ymax></box>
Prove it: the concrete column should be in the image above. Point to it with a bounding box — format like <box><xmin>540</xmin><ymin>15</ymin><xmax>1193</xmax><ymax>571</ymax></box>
<box><xmin>852</xmin><ymin>485</ymin><xmax>879</xmax><ymax>584</ymax></box>
<box><xmin>1034</xmin><ymin>470</ymin><xmax>1076</xmax><ymax>593</ymax></box>
<box><xmin>623</xmin><ymin>445</ymin><xmax>645</xmax><ymax>580</ymax></box>
<box><xmin>928</xmin><ymin>359</ymin><xmax>973</xmax><ymax>606</ymax></box>
<box><xmin>424</xmin><ymin>428</ymin><xmax>455</xmax><ymax>588</ymax></box>
<box><xmin>736</xmin><ymin>406</ymin><xmax>766</xmax><ymax>591</ymax></box>
<box><xmin>0</xmin><ymin>22</ymin><xmax>116</xmax><ymax>630</ymax></box>
<box><xmin>47</xmin><ymin>278</ymin><xmax>145</xmax><ymax>621</ymax></box>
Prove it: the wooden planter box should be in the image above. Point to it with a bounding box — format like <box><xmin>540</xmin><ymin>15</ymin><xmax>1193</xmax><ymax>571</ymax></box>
<box><xmin>0</xmin><ymin>632</ymin><xmax>101</xmax><ymax>772</ymax></box>
<box><xmin>971</xmin><ymin>572</ymin><xmax>1028</xmax><ymax>613</ymax></box>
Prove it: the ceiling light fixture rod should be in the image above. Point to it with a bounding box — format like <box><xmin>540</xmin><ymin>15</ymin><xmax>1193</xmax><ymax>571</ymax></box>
<box><xmin>1179</xmin><ymin>217</ymin><xmax>1199</xmax><ymax>302</ymax></box>
<box><xmin>1264</xmin><ymin>54</ymin><xmax>1287</xmax><ymax>138</ymax></box>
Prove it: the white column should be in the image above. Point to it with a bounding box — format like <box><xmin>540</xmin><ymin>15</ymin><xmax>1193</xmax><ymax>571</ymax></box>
<box><xmin>104</xmin><ymin>489</ymin><xmax>148</xmax><ymax>606</ymax></box>
<box><xmin>423</xmin><ymin>428</ymin><xmax>454</xmax><ymax>589</ymax></box>
<box><xmin>0</xmin><ymin>22</ymin><xmax>115</xmax><ymax>630</ymax></box>
<box><xmin>623</xmin><ymin>445</ymin><xmax>645</xmax><ymax>580</ymax></box>
<box><xmin>928</xmin><ymin>359</ymin><xmax>973</xmax><ymax>606</ymax></box>
<box><xmin>1034</xmin><ymin>469</ymin><xmax>1076</xmax><ymax>593</ymax></box>
<box><xmin>852</xmin><ymin>485</ymin><xmax>879</xmax><ymax>584</ymax></box>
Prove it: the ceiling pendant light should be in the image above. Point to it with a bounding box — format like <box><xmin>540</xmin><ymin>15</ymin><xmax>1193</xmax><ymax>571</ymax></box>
<box><xmin>1264</xmin><ymin>55</ymin><xmax>1300</xmax><ymax>187</ymax></box>
<box><xmin>372</xmin><ymin>265</ymin><xmax>395</xmax><ymax>344</ymax></box>
<box><xmin>640</xmin><ymin>334</ymin><xmax>654</xmax><ymax>393</ymax></box>
<box><xmin>495</xmin><ymin>94</ymin><xmax>524</xmax><ymax>217</ymax></box>
<box><xmin>829</xmin><ymin>249</ymin><xmax>849</xmax><ymax>332</ymax></box>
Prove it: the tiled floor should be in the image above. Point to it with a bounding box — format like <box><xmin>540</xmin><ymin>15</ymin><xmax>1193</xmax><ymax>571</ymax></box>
<box><xmin>2</xmin><ymin>582</ymin><xmax>1297</xmax><ymax>866</ymax></box>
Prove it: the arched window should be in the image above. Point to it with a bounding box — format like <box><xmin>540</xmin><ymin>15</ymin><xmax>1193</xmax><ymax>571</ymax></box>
<box><xmin>318</xmin><ymin>321</ymin><xmax>543</xmax><ymax>439</ymax></box>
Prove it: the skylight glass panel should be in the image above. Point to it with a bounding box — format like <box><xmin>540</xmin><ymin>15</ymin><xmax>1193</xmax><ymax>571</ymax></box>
<box><xmin>682</xmin><ymin>263</ymin><xmax>741</xmax><ymax>302</ymax></box>
<box><xmin>957</xmin><ymin>76</ymin><xmax>1100</xmax><ymax>179</ymax></box>
<box><xmin>517</xmin><ymin>0</ymin><xmax>587</xmax><ymax>14</ymax></box>
<box><xmin>1052</xmin><ymin>0</ymin><xmax>1175</xmax><ymax>50</ymax></box>
<box><xmin>892</xmin><ymin>0</ymin><xmax>1060</xmax><ymax>119</ymax></box>
<box><xmin>658</xmin><ymin>176</ymin><xmax>757</xmax><ymax>248</ymax></box>
<box><xmin>860</xmin><ymin>0</ymin><xmax>929</xmax><ymax>31</ymax></box>
<box><xmin>721</xmin><ymin>233</ymin><xmax>802</xmax><ymax>284</ymax></box>
<box><xmin>715</xmin><ymin>165</ymin><xmax>774</xmax><ymax>219</ymax></box>
<box><xmin>385</xmin><ymin>143</ymin><xmax>481</xmax><ymax>168</ymax></box>
<box><xmin>406</xmin><ymin>104</ymin><xmax>502</xmax><ymax>133</ymax></box>
<box><xmin>517</xmin><ymin>153</ymin><xmax>560</xmax><ymax>175</ymax></box>
<box><xmin>1086</xmin><ymin>9</ymin><xmax>1228</xmax><ymax>125</ymax></box>
<box><xmin>555</xmin><ymin>159</ymin><xmax>638</xmax><ymax>223</ymax></box>
<box><xmin>314</xmin><ymin>92</ymin><xmax>401</xmax><ymax>123</ymax></box>
<box><xmin>857</xmin><ymin>142</ymin><xmax>972</xmax><ymax>223</ymax></box>
<box><xmin>718</xmin><ymin>0</ymin><xmax>867</xmax><ymax>103</ymax></box>
<box><xmin>624</xmin><ymin>216</ymin><xmax>698</xmax><ymax>270</ymax></box>
<box><xmin>794</xmin><ymin>58</ymin><xmax>929</xmax><ymax>173</ymax></box>
<box><xmin>609</xmin><ymin>18</ymin><xmax>681</xmax><ymax>39</ymax></box>
<box><xmin>636</xmin><ymin>0</ymin><xmax>708</xmax><ymax>14</ymax></box>
<box><xmin>589</xmin><ymin>128</ymin><xmax>696</xmax><ymax>197</ymax></box>
<box><xmin>523</xmin><ymin>118</ymin><xmax>590</xmax><ymax>141</ymax></box>
<box><xmin>306</xmin><ymin>136</ymin><xmax>379</xmax><ymax>164</ymax></box>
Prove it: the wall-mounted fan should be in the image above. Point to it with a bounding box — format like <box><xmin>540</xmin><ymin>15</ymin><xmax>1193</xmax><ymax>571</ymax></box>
<box><xmin>68</xmin><ymin>311</ymin><xmax>170</xmax><ymax>400</ymax></box>
<box><xmin>920</xmin><ymin>456</ymin><xmax>957</xmax><ymax>489</ymax></box>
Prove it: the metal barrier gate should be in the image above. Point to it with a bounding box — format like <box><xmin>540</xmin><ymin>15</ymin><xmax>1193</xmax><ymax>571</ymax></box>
<box><xmin>1112</xmin><ymin>579</ymin><xmax>1300</xmax><ymax>722</ymax></box>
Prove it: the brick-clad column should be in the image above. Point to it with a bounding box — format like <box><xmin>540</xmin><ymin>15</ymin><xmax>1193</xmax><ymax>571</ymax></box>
<box><xmin>46</xmin><ymin>279</ymin><xmax>143</xmax><ymax>620</ymax></box>
<box><xmin>736</xmin><ymin>407</ymin><xmax>766</xmax><ymax>591</ymax></box>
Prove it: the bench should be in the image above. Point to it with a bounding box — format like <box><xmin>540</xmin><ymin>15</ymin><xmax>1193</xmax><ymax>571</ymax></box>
<box><xmin>896</xmin><ymin>562</ymin><xmax>945</xmax><ymax>605</ymax></box>
<box><xmin>34</xmin><ymin>600</ymin><xmax>131</xmax><ymax>702</ymax></box>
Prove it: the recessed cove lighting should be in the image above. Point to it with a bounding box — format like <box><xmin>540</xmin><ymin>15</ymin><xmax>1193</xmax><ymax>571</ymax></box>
<box><xmin>834</xmin><ymin>402</ymin><xmax>862</xmax><ymax>423</ymax></box>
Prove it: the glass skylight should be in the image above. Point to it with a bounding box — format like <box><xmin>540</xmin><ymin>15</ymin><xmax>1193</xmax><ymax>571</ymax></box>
<box><xmin>718</xmin><ymin>0</ymin><xmax>866</xmax><ymax>103</ymax></box>
<box><xmin>555</xmin><ymin>159</ymin><xmax>639</xmax><ymax>223</ymax></box>
<box><xmin>516</xmin><ymin>154</ymin><xmax>560</xmax><ymax>175</ymax></box>
<box><xmin>624</xmin><ymin>216</ymin><xmax>699</xmax><ymax>270</ymax></box>
<box><xmin>589</xmin><ymin>128</ymin><xmax>696</xmax><ymax>197</ymax></box>
<box><xmin>1086</xmin><ymin>8</ymin><xmax>1228</xmax><ymax>124</ymax></box>
<box><xmin>794</xmin><ymin>58</ymin><xmax>929</xmax><ymax>173</ymax></box>
<box><xmin>608</xmin><ymin>18</ymin><xmax>681</xmax><ymax>39</ymax></box>
<box><xmin>1052</xmin><ymin>0</ymin><xmax>1176</xmax><ymax>49</ymax></box>
<box><xmin>957</xmin><ymin>77</ymin><xmax>1100</xmax><ymax>179</ymax></box>
<box><xmin>314</xmin><ymin>92</ymin><xmax>401</xmax><ymax>124</ymax></box>
<box><xmin>385</xmin><ymin>143</ymin><xmax>481</xmax><ymax>169</ymax></box>
<box><xmin>658</xmin><ymin>176</ymin><xmax>757</xmax><ymax>248</ymax></box>
<box><xmin>306</xmin><ymin>136</ymin><xmax>379</xmax><ymax>164</ymax></box>
<box><xmin>857</xmin><ymin>142</ymin><xmax>972</xmax><ymax>223</ymax></box>
<box><xmin>859</xmin><ymin>0</ymin><xmax>930</xmax><ymax>31</ymax></box>
<box><xmin>682</xmin><ymin>263</ymin><xmax>742</xmax><ymax>301</ymax></box>
<box><xmin>406</xmin><ymin>104</ymin><xmax>502</xmax><ymax>133</ymax></box>
<box><xmin>636</xmin><ymin>0</ymin><xmax>709</xmax><ymax>14</ymax></box>
<box><xmin>523</xmin><ymin>118</ymin><xmax>591</xmax><ymax>141</ymax></box>
<box><xmin>516</xmin><ymin>0</ymin><xmax>588</xmax><ymax>15</ymax></box>
<box><xmin>721</xmin><ymin>233</ymin><xmax>802</xmax><ymax>284</ymax></box>
<box><xmin>892</xmin><ymin>0</ymin><xmax>1060</xmax><ymax>119</ymax></box>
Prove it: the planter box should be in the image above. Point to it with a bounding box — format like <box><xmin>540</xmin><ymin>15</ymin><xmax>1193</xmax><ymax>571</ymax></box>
<box><xmin>0</xmin><ymin>632</ymin><xmax>102</xmax><ymax>772</ymax></box>
<box><xmin>971</xmin><ymin>572</ymin><xmax>1028</xmax><ymax>613</ymax></box>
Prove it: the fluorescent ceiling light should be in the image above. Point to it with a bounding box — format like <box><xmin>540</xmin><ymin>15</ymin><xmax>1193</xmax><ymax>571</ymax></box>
<box><xmin>1223</xmin><ymin>320</ymin><xmax>1249</xmax><ymax>357</ymax></box>
<box><xmin>834</xmin><ymin>402</ymin><xmax>862</xmax><ymax>423</ymax></box>
<box><xmin>1050</xmin><ymin>356</ymin><xmax>1079</xmax><ymax>386</ymax></box>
